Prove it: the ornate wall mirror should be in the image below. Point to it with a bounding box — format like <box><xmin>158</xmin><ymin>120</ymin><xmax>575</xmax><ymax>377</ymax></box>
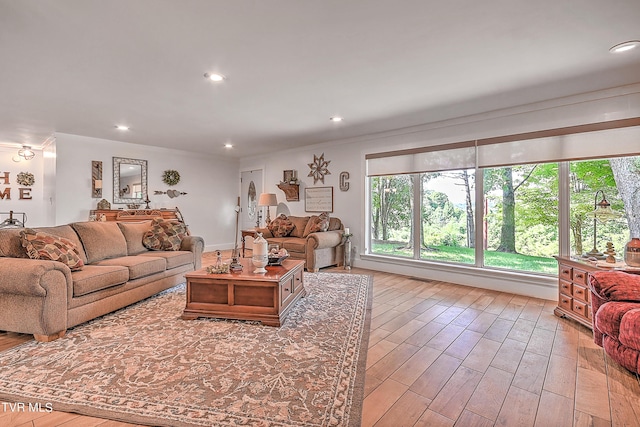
<box><xmin>113</xmin><ymin>157</ymin><xmax>147</xmax><ymax>205</ymax></box>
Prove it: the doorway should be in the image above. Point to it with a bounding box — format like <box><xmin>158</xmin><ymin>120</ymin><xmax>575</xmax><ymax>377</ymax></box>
<box><xmin>240</xmin><ymin>169</ymin><xmax>263</xmax><ymax>231</ymax></box>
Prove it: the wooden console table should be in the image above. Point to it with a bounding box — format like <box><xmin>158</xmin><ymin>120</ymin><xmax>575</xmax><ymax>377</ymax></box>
<box><xmin>90</xmin><ymin>208</ymin><xmax>183</xmax><ymax>222</ymax></box>
<box><xmin>553</xmin><ymin>256</ymin><xmax>640</xmax><ymax>329</ymax></box>
<box><xmin>181</xmin><ymin>258</ymin><xmax>305</xmax><ymax>326</ymax></box>
<box><xmin>553</xmin><ymin>256</ymin><xmax>597</xmax><ymax>329</ymax></box>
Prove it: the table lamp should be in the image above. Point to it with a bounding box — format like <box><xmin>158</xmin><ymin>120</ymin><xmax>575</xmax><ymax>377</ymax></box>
<box><xmin>258</xmin><ymin>193</ymin><xmax>278</xmax><ymax>225</ymax></box>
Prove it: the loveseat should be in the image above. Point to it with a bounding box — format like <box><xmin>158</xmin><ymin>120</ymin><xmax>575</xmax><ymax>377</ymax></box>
<box><xmin>256</xmin><ymin>214</ymin><xmax>345</xmax><ymax>272</ymax></box>
<box><xmin>0</xmin><ymin>220</ymin><xmax>203</xmax><ymax>342</ymax></box>
<box><xmin>588</xmin><ymin>270</ymin><xmax>640</xmax><ymax>375</ymax></box>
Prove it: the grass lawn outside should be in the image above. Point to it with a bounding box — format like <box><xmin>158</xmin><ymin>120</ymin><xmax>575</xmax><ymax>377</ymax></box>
<box><xmin>371</xmin><ymin>242</ymin><xmax>557</xmax><ymax>274</ymax></box>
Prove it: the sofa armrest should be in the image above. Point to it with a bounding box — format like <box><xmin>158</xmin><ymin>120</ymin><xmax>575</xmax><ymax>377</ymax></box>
<box><xmin>589</xmin><ymin>271</ymin><xmax>640</xmax><ymax>304</ymax></box>
<box><xmin>180</xmin><ymin>236</ymin><xmax>205</xmax><ymax>270</ymax></box>
<box><xmin>306</xmin><ymin>230</ymin><xmax>344</xmax><ymax>250</ymax></box>
<box><xmin>0</xmin><ymin>257</ymin><xmax>72</xmax><ymax>297</ymax></box>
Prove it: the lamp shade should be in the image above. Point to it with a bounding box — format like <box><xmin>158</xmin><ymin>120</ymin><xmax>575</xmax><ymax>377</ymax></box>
<box><xmin>592</xmin><ymin>195</ymin><xmax>621</xmax><ymax>223</ymax></box>
<box><xmin>258</xmin><ymin>193</ymin><xmax>278</xmax><ymax>207</ymax></box>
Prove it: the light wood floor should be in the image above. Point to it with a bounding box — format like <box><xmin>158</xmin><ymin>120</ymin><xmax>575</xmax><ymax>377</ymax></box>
<box><xmin>2</xmin><ymin>261</ymin><xmax>640</xmax><ymax>426</ymax></box>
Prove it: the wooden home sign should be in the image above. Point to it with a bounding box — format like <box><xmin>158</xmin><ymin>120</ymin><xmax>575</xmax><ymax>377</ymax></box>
<box><xmin>0</xmin><ymin>172</ymin><xmax>33</xmax><ymax>200</ymax></box>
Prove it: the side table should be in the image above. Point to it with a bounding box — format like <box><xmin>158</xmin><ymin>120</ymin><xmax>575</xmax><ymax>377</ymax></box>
<box><xmin>241</xmin><ymin>229</ymin><xmax>258</xmax><ymax>257</ymax></box>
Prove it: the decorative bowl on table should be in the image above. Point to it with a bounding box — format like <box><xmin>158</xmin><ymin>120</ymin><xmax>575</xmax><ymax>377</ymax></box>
<box><xmin>268</xmin><ymin>248</ymin><xmax>289</xmax><ymax>266</ymax></box>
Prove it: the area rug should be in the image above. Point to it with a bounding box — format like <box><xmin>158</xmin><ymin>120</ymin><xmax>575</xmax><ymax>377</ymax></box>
<box><xmin>0</xmin><ymin>272</ymin><xmax>372</xmax><ymax>427</ymax></box>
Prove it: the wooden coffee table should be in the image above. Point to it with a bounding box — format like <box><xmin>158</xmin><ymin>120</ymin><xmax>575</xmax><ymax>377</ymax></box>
<box><xmin>181</xmin><ymin>258</ymin><xmax>305</xmax><ymax>326</ymax></box>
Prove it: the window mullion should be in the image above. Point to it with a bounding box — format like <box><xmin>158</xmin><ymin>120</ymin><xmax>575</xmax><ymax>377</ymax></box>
<box><xmin>475</xmin><ymin>168</ymin><xmax>484</xmax><ymax>267</ymax></box>
<box><xmin>414</xmin><ymin>173</ymin><xmax>422</xmax><ymax>260</ymax></box>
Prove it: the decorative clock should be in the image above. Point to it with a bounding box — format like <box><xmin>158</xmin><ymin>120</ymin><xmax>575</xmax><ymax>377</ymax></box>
<box><xmin>162</xmin><ymin>169</ymin><xmax>181</xmax><ymax>186</ymax></box>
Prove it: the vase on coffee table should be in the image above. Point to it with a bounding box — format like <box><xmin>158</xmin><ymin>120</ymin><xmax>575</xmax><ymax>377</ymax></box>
<box><xmin>252</xmin><ymin>232</ymin><xmax>268</xmax><ymax>273</ymax></box>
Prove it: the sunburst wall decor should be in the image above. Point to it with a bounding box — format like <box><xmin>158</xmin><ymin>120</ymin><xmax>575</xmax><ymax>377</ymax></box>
<box><xmin>308</xmin><ymin>153</ymin><xmax>331</xmax><ymax>184</ymax></box>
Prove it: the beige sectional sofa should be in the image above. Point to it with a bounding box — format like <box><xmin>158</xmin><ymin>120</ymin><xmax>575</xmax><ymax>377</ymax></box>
<box><xmin>256</xmin><ymin>215</ymin><xmax>345</xmax><ymax>272</ymax></box>
<box><xmin>0</xmin><ymin>221</ymin><xmax>203</xmax><ymax>342</ymax></box>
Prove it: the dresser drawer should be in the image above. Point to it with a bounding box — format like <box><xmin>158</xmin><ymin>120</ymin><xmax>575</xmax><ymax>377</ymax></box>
<box><xmin>573</xmin><ymin>269</ymin><xmax>588</xmax><ymax>286</ymax></box>
<box><xmin>281</xmin><ymin>277</ymin><xmax>293</xmax><ymax>304</ymax></box>
<box><xmin>560</xmin><ymin>280</ymin><xmax>572</xmax><ymax>296</ymax></box>
<box><xmin>559</xmin><ymin>294</ymin><xmax>572</xmax><ymax>312</ymax></box>
<box><xmin>559</xmin><ymin>266</ymin><xmax>573</xmax><ymax>281</ymax></box>
<box><xmin>572</xmin><ymin>284</ymin><xmax>589</xmax><ymax>303</ymax></box>
<box><xmin>572</xmin><ymin>299</ymin><xmax>588</xmax><ymax>318</ymax></box>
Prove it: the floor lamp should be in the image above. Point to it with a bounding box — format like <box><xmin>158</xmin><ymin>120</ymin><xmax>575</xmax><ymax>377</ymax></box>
<box><xmin>586</xmin><ymin>190</ymin><xmax>618</xmax><ymax>258</ymax></box>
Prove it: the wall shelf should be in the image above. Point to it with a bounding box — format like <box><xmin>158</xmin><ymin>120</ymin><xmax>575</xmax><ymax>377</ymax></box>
<box><xmin>277</xmin><ymin>183</ymin><xmax>299</xmax><ymax>202</ymax></box>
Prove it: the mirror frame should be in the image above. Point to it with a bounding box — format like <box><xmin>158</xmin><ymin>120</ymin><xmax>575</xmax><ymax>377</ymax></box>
<box><xmin>113</xmin><ymin>157</ymin><xmax>148</xmax><ymax>205</ymax></box>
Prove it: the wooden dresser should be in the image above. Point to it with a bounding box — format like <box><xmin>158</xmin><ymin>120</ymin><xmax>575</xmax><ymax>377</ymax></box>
<box><xmin>89</xmin><ymin>208</ymin><xmax>183</xmax><ymax>222</ymax></box>
<box><xmin>553</xmin><ymin>256</ymin><xmax>597</xmax><ymax>329</ymax></box>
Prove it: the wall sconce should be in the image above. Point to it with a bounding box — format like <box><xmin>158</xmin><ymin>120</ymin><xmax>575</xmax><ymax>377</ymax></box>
<box><xmin>258</xmin><ymin>193</ymin><xmax>278</xmax><ymax>224</ymax></box>
<box><xmin>92</xmin><ymin>160</ymin><xmax>103</xmax><ymax>198</ymax></box>
<box><xmin>18</xmin><ymin>145</ymin><xmax>35</xmax><ymax>161</ymax></box>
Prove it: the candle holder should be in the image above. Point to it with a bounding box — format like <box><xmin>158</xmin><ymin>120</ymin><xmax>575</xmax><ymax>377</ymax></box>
<box><xmin>343</xmin><ymin>230</ymin><xmax>353</xmax><ymax>270</ymax></box>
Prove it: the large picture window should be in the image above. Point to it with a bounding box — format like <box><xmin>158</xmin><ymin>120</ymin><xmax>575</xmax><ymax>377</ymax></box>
<box><xmin>420</xmin><ymin>170</ymin><xmax>475</xmax><ymax>264</ymax></box>
<box><xmin>366</xmin><ymin>121</ymin><xmax>640</xmax><ymax>277</ymax></box>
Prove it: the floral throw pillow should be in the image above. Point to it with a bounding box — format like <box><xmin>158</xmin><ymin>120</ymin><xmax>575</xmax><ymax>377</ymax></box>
<box><xmin>19</xmin><ymin>228</ymin><xmax>84</xmax><ymax>271</ymax></box>
<box><xmin>142</xmin><ymin>219</ymin><xmax>190</xmax><ymax>251</ymax></box>
<box><xmin>267</xmin><ymin>214</ymin><xmax>295</xmax><ymax>238</ymax></box>
<box><xmin>303</xmin><ymin>212</ymin><xmax>330</xmax><ymax>237</ymax></box>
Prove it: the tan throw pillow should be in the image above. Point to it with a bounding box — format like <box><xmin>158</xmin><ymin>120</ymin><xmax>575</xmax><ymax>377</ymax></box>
<box><xmin>143</xmin><ymin>218</ymin><xmax>190</xmax><ymax>251</ymax></box>
<box><xmin>303</xmin><ymin>212</ymin><xmax>330</xmax><ymax>237</ymax></box>
<box><xmin>19</xmin><ymin>228</ymin><xmax>84</xmax><ymax>271</ymax></box>
<box><xmin>267</xmin><ymin>214</ymin><xmax>295</xmax><ymax>238</ymax></box>
<box><xmin>117</xmin><ymin>221</ymin><xmax>152</xmax><ymax>255</ymax></box>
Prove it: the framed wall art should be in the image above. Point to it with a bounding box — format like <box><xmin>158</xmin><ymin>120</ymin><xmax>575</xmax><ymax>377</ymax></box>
<box><xmin>305</xmin><ymin>186</ymin><xmax>333</xmax><ymax>212</ymax></box>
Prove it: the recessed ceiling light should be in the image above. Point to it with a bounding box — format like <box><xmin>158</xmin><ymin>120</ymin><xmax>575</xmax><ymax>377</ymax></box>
<box><xmin>115</xmin><ymin>125</ymin><xmax>130</xmax><ymax>131</ymax></box>
<box><xmin>330</xmin><ymin>116</ymin><xmax>344</xmax><ymax>122</ymax></box>
<box><xmin>224</xmin><ymin>143</ymin><xmax>233</xmax><ymax>148</ymax></box>
<box><xmin>609</xmin><ymin>40</ymin><xmax>640</xmax><ymax>53</ymax></box>
<box><xmin>205</xmin><ymin>72</ymin><xmax>226</xmax><ymax>82</ymax></box>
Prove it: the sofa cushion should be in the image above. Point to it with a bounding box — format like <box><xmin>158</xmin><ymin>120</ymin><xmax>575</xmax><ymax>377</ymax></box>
<box><xmin>71</xmin><ymin>265</ymin><xmax>129</xmax><ymax>297</ymax></box>
<box><xmin>138</xmin><ymin>251</ymin><xmax>194</xmax><ymax>269</ymax></box>
<box><xmin>143</xmin><ymin>219</ymin><xmax>190</xmax><ymax>251</ymax></box>
<box><xmin>72</xmin><ymin>222</ymin><xmax>128</xmax><ymax>264</ymax></box>
<box><xmin>303</xmin><ymin>212</ymin><xmax>330</xmax><ymax>237</ymax></box>
<box><xmin>117</xmin><ymin>221</ymin><xmax>152</xmax><ymax>255</ymax></box>
<box><xmin>618</xmin><ymin>306</ymin><xmax>640</xmax><ymax>350</ymax></box>
<box><xmin>94</xmin><ymin>256</ymin><xmax>166</xmax><ymax>280</ymax></box>
<box><xmin>288</xmin><ymin>216</ymin><xmax>310</xmax><ymax>238</ymax></box>
<box><xmin>267</xmin><ymin>214</ymin><xmax>295</xmax><ymax>237</ymax></box>
<box><xmin>281</xmin><ymin>237</ymin><xmax>307</xmax><ymax>254</ymax></box>
<box><xmin>0</xmin><ymin>228</ymin><xmax>31</xmax><ymax>258</ymax></box>
<box><xmin>328</xmin><ymin>217</ymin><xmax>342</xmax><ymax>231</ymax></box>
<box><xmin>19</xmin><ymin>228</ymin><xmax>85</xmax><ymax>271</ymax></box>
<box><xmin>595</xmin><ymin>301</ymin><xmax>640</xmax><ymax>338</ymax></box>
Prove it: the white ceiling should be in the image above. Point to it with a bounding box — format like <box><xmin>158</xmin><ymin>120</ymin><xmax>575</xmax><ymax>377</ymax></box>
<box><xmin>1</xmin><ymin>0</ymin><xmax>640</xmax><ymax>158</ymax></box>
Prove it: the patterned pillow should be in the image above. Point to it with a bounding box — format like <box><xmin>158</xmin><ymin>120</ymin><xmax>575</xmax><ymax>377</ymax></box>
<box><xmin>303</xmin><ymin>212</ymin><xmax>330</xmax><ymax>237</ymax></box>
<box><xmin>142</xmin><ymin>219</ymin><xmax>190</xmax><ymax>251</ymax></box>
<box><xmin>267</xmin><ymin>214</ymin><xmax>295</xmax><ymax>238</ymax></box>
<box><xmin>19</xmin><ymin>228</ymin><xmax>84</xmax><ymax>271</ymax></box>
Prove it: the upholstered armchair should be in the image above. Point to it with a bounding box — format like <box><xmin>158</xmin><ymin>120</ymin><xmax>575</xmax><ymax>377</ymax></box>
<box><xmin>588</xmin><ymin>270</ymin><xmax>640</xmax><ymax>375</ymax></box>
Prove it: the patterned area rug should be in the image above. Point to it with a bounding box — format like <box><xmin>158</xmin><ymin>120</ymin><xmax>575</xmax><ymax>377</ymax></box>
<box><xmin>0</xmin><ymin>272</ymin><xmax>372</xmax><ymax>426</ymax></box>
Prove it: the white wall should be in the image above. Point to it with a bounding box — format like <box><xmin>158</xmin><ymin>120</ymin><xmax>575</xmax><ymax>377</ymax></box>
<box><xmin>0</xmin><ymin>146</ymin><xmax>46</xmax><ymax>227</ymax></box>
<box><xmin>54</xmin><ymin>133</ymin><xmax>240</xmax><ymax>251</ymax></box>
<box><xmin>239</xmin><ymin>83</ymin><xmax>640</xmax><ymax>300</ymax></box>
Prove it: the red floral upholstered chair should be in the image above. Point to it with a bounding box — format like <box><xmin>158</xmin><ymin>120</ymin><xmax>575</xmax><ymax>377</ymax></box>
<box><xmin>588</xmin><ymin>270</ymin><xmax>640</xmax><ymax>375</ymax></box>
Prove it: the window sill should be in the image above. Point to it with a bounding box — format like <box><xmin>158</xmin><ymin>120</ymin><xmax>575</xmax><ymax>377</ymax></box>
<box><xmin>359</xmin><ymin>253</ymin><xmax>557</xmax><ymax>299</ymax></box>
